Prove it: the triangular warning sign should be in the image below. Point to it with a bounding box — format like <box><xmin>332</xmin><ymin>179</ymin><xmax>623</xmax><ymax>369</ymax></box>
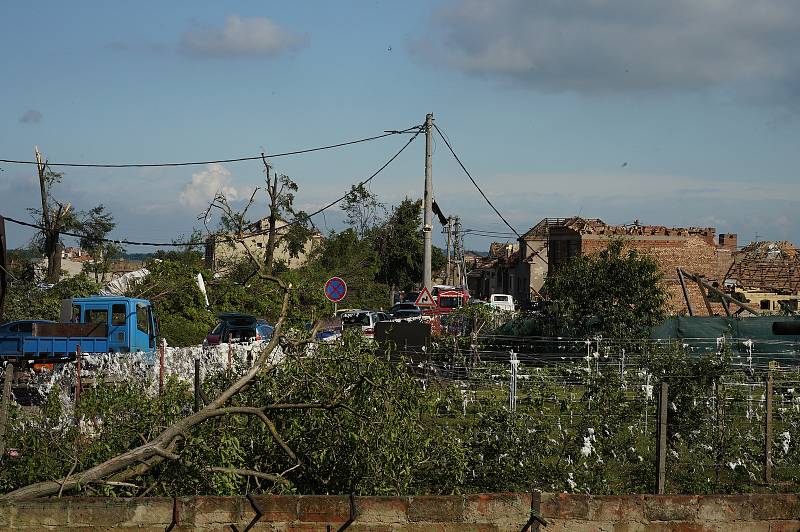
<box><xmin>415</xmin><ymin>287</ymin><xmax>436</xmax><ymax>308</ymax></box>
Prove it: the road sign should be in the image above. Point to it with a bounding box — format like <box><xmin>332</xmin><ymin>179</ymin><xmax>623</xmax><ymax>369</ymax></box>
<box><xmin>415</xmin><ymin>287</ymin><xmax>435</xmax><ymax>308</ymax></box>
<box><xmin>324</xmin><ymin>277</ymin><xmax>347</xmax><ymax>303</ymax></box>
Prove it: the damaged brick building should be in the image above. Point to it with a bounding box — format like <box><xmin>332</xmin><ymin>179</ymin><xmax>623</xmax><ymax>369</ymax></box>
<box><xmin>468</xmin><ymin>217</ymin><xmax>739</xmax><ymax>314</ymax></box>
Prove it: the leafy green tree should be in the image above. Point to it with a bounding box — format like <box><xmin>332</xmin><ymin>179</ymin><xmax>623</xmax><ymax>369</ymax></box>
<box><xmin>302</xmin><ymin>229</ymin><xmax>390</xmax><ymax>310</ymax></box>
<box><xmin>79</xmin><ymin>204</ymin><xmax>123</xmax><ymax>282</ymax></box>
<box><xmin>262</xmin><ymin>166</ymin><xmax>312</xmax><ymax>275</ymax></box>
<box><xmin>126</xmin><ymin>259</ymin><xmax>215</xmax><ymax>346</ymax></box>
<box><xmin>373</xmin><ymin>198</ymin><xmax>446</xmax><ymax>293</ymax></box>
<box><xmin>544</xmin><ymin>239</ymin><xmax>667</xmax><ymax>338</ymax></box>
<box><xmin>5</xmin><ymin>246</ymin><xmax>41</xmax><ymax>283</ymax></box>
<box><xmin>3</xmin><ymin>274</ymin><xmax>100</xmax><ymax>321</ymax></box>
<box><xmin>342</xmin><ymin>183</ymin><xmax>386</xmax><ymax>238</ymax></box>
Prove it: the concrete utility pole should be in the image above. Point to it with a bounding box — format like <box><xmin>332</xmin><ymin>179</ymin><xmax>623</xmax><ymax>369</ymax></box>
<box><xmin>423</xmin><ymin>113</ymin><xmax>434</xmax><ymax>292</ymax></box>
<box><xmin>445</xmin><ymin>216</ymin><xmax>453</xmax><ymax>285</ymax></box>
<box><xmin>453</xmin><ymin>216</ymin><xmax>462</xmax><ymax>286</ymax></box>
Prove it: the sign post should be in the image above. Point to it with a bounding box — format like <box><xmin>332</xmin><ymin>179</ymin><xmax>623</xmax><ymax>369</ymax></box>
<box><xmin>324</xmin><ymin>277</ymin><xmax>347</xmax><ymax>316</ymax></box>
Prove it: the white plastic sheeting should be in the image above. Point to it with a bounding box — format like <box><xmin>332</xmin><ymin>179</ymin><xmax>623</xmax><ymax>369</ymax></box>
<box><xmin>10</xmin><ymin>342</ymin><xmax>284</xmax><ymax>417</ymax></box>
<box><xmin>98</xmin><ymin>268</ymin><xmax>150</xmax><ymax>296</ymax></box>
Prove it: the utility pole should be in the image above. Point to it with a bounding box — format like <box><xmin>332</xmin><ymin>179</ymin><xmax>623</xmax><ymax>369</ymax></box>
<box><xmin>453</xmin><ymin>216</ymin><xmax>462</xmax><ymax>286</ymax></box>
<box><xmin>423</xmin><ymin>113</ymin><xmax>434</xmax><ymax>292</ymax></box>
<box><xmin>445</xmin><ymin>217</ymin><xmax>453</xmax><ymax>285</ymax></box>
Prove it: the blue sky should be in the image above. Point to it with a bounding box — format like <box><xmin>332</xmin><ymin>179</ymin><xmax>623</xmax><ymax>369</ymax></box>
<box><xmin>2</xmin><ymin>0</ymin><xmax>799</xmax><ymax>252</ymax></box>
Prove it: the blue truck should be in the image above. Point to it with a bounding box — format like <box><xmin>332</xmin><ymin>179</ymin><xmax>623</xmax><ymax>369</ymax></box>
<box><xmin>0</xmin><ymin>296</ymin><xmax>157</xmax><ymax>362</ymax></box>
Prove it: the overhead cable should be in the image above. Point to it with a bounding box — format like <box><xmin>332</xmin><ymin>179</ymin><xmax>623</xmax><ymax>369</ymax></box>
<box><xmin>433</xmin><ymin>123</ymin><xmax>521</xmax><ymax>238</ymax></box>
<box><xmin>1</xmin><ymin>125</ymin><xmax>424</xmax><ymax>247</ymax></box>
<box><xmin>0</xmin><ymin>125</ymin><xmax>421</xmax><ymax>168</ymax></box>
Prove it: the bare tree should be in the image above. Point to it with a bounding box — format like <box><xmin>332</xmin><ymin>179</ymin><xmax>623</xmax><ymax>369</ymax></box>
<box><xmin>32</xmin><ymin>147</ymin><xmax>75</xmax><ymax>284</ymax></box>
<box><xmin>260</xmin><ymin>155</ymin><xmax>308</xmax><ymax>275</ymax></box>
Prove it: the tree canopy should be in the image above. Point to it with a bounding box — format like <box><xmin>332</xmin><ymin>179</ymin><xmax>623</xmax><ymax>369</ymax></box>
<box><xmin>544</xmin><ymin>239</ymin><xmax>667</xmax><ymax>338</ymax></box>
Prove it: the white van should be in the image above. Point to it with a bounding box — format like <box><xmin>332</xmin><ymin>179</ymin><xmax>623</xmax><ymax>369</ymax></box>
<box><xmin>489</xmin><ymin>294</ymin><xmax>515</xmax><ymax>312</ymax></box>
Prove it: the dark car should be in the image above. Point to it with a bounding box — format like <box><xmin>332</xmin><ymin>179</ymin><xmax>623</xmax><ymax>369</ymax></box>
<box><xmin>204</xmin><ymin>313</ymin><xmax>273</xmax><ymax>346</ymax></box>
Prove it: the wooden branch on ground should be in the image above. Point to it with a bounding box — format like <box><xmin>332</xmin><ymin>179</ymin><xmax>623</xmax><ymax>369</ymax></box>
<box><xmin>207</xmin><ymin>467</ymin><xmax>287</xmax><ymax>483</ymax></box>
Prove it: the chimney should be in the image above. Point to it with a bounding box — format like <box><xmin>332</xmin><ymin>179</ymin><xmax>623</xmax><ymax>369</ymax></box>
<box><xmin>719</xmin><ymin>233</ymin><xmax>737</xmax><ymax>251</ymax></box>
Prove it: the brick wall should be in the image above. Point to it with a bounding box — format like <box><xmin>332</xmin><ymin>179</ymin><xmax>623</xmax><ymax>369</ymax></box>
<box><xmin>2</xmin><ymin>493</ymin><xmax>799</xmax><ymax>531</ymax></box>
<box><xmin>581</xmin><ymin>235</ymin><xmax>727</xmax><ymax>315</ymax></box>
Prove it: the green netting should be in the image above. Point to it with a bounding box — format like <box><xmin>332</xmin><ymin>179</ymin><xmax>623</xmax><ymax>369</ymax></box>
<box><xmin>650</xmin><ymin>316</ymin><xmax>800</xmax><ymax>341</ymax></box>
<box><xmin>650</xmin><ymin>316</ymin><xmax>800</xmax><ymax>361</ymax></box>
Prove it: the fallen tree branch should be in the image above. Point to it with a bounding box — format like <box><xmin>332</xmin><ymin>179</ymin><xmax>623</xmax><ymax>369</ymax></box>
<box><xmin>0</xmin><ymin>278</ymin><xmax>293</xmax><ymax>501</ymax></box>
<box><xmin>207</xmin><ymin>467</ymin><xmax>288</xmax><ymax>484</ymax></box>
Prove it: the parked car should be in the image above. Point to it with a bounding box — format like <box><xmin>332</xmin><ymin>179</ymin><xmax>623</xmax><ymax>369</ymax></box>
<box><xmin>204</xmin><ymin>313</ymin><xmax>273</xmax><ymax>346</ymax></box>
<box><xmin>340</xmin><ymin>310</ymin><xmax>388</xmax><ymax>339</ymax></box>
<box><xmin>306</xmin><ymin>319</ymin><xmax>342</xmax><ymax>343</ymax></box>
<box><xmin>489</xmin><ymin>294</ymin><xmax>515</xmax><ymax>312</ymax></box>
<box><xmin>389</xmin><ymin>302</ymin><xmax>422</xmax><ymax>320</ymax></box>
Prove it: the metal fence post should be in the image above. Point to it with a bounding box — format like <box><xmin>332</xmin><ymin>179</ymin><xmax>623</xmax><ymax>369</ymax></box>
<box><xmin>509</xmin><ymin>351</ymin><xmax>518</xmax><ymax>413</ymax></box>
<box><xmin>194</xmin><ymin>358</ymin><xmax>201</xmax><ymax>413</ymax></box>
<box><xmin>655</xmin><ymin>380</ymin><xmax>668</xmax><ymax>494</ymax></box>
<box><xmin>159</xmin><ymin>338</ymin><xmax>166</xmax><ymax>395</ymax></box>
<box><xmin>75</xmin><ymin>345</ymin><xmax>82</xmax><ymax>405</ymax></box>
<box><xmin>765</xmin><ymin>370</ymin><xmax>773</xmax><ymax>484</ymax></box>
<box><xmin>0</xmin><ymin>362</ymin><xmax>14</xmax><ymax>458</ymax></box>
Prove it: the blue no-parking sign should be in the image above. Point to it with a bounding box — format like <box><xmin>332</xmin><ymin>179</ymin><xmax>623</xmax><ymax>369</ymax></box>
<box><xmin>324</xmin><ymin>277</ymin><xmax>347</xmax><ymax>303</ymax></box>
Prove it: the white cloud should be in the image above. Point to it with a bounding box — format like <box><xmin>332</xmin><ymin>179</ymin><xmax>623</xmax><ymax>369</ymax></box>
<box><xmin>180</xmin><ymin>15</ymin><xmax>309</xmax><ymax>58</ymax></box>
<box><xmin>179</xmin><ymin>163</ymin><xmax>239</xmax><ymax>209</ymax></box>
<box><xmin>413</xmin><ymin>0</ymin><xmax>800</xmax><ymax>102</ymax></box>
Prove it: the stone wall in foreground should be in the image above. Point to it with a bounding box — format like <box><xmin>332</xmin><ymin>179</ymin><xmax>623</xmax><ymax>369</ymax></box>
<box><xmin>1</xmin><ymin>493</ymin><xmax>799</xmax><ymax>531</ymax></box>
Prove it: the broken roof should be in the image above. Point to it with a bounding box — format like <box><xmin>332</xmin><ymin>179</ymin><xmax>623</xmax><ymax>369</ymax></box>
<box><xmin>727</xmin><ymin>240</ymin><xmax>800</xmax><ymax>293</ymax></box>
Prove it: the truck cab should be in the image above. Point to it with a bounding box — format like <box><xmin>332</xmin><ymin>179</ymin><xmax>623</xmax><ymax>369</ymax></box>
<box><xmin>62</xmin><ymin>297</ymin><xmax>157</xmax><ymax>353</ymax></box>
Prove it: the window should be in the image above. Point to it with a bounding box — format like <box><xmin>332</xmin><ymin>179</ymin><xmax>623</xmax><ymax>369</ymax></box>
<box><xmin>85</xmin><ymin>309</ymin><xmax>108</xmax><ymax>324</ymax></box>
<box><xmin>439</xmin><ymin>296</ymin><xmax>463</xmax><ymax>309</ymax></box>
<box><xmin>342</xmin><ymin>313</ymin><xmax>372</xmax><ymax>327</ymax></box>
<box><xmin>760</xmin><ymin>300</ymin><xmax>771</xmax><ymax>310</ymax></box>
<box><xmin>112</xmin><ymin>304</ymin><xmax>127</xmax><ymax>325</ymax></box>
<box><xmin>136</xmin><ymin>303</ymin><xmax>150</xmax><ymax>334</ymax></box>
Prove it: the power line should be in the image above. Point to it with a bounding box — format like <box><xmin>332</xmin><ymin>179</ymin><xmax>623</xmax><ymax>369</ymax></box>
<box><xmin>462</xmin><ymin>228</ymin><xmax>518</xmax><ymax>236</ymax></box>
<box><xmin>433</xmin><ymin>123</ymin><xmax>521</xmax><ymax>238</ymax></box>
<box><xmin>1</xmin><ymin>125</ymin><xmax>424</xmax><ymax>247</ymax></box>
<box><xmin>0</xmin><ymin>126</ymin><xmax>421</xmax><ymax>168</ymax></box>
<box><xmin>1</xmin><ymin>216</ymin><xmax>201</xmax><ymax>247</ymax></box>
<box><xmin>272</xmin><ymin>125</ymin><xmax>424</xmax><ymax>234</ymax></box>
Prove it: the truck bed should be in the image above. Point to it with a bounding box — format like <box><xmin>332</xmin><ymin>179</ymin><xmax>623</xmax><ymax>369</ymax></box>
<box><xmin>0</xmin><ymin>335</ymin><xmax>109</xmax><ymax>360</ymax></box>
